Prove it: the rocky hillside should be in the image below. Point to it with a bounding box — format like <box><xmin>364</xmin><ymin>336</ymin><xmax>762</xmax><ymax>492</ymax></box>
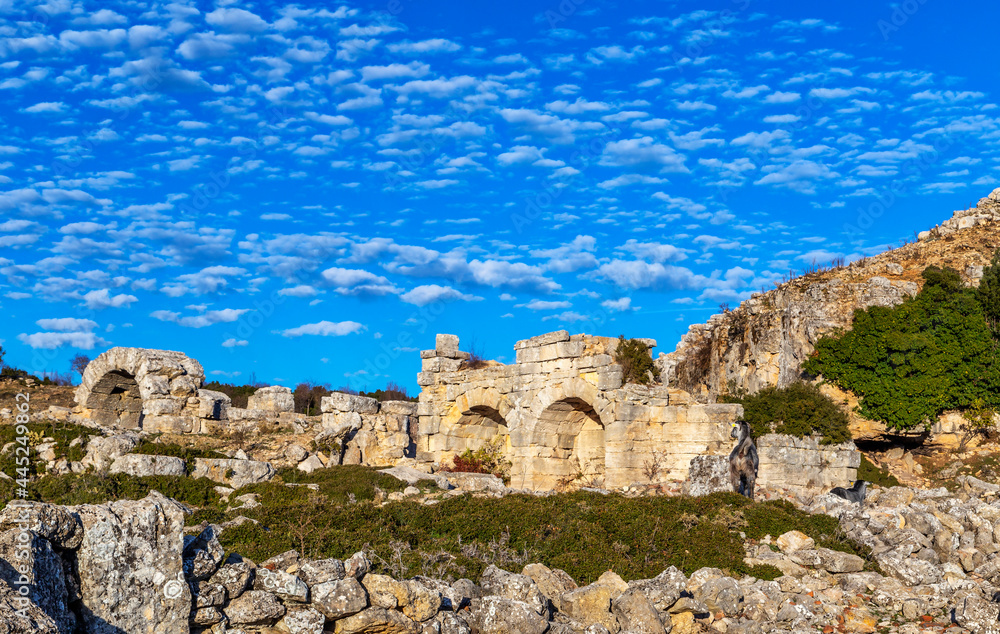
<box><xmin>661</xmin><ymin>188</ymin><xmax>1000</xmax><ymax>399</ymax></box>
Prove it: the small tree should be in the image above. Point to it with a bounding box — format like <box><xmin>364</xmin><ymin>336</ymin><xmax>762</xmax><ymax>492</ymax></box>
<box><xmin>959</xmin><ymin>398</ymin><xmax>997</xmax><ymax>452</ymax></box>
<box><xmin>0</xmin><ymin>344</ymin><xmax>5</xmax><ymax>370</ymax></box>
<box><xmin>615</xmin><ymin>335</ymin><xmax>660</xmax><ymax>385</ymax></box>
<box><xmin>70</xmin><ymin>354</ymin><xmax>90</xmax><ymax>379</ymax></box>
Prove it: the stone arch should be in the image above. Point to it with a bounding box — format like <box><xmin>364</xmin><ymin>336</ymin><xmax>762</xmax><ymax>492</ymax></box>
<box><xmin>437</xmin><ymin>387</ymin><xmax>514</xmax><ymax>456</ymax></box>
<box><xmin>75</xmin><ymin>347</ymin><xmax>205</xmax><ymax>431</ymax></box>
<box><xmin>527</xmin><ymin>396</ymin><xmax>606</xmax><ymax>489</ymax></box>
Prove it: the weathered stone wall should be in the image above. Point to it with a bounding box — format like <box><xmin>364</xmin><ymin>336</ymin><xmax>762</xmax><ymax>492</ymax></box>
<box><xmin>416</xmin><ymin>331</ymin><xmax>746</xmax><ymax>490</ymax></box>
<box><xmin>320</xmin><ymin>393</ymin><xmax>416</xmax><ymax>467</ymax></box>
<box><xmin>756</xmin><ymin>435</ymin><xmax>861</xmax><ymax>491</ymax></box>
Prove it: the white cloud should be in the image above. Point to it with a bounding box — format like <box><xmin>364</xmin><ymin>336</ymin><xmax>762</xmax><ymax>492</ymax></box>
<box><xmin>400</xmin><ymin>285</ymin><xmax>482</xmax><ymax>306</ymax></box>
<box><xmin>222</xmin><ymin>338</ymin><xmax>248</xmax><ymax>347</ymax></box>
<box><xmin>17</xmin><ymin>331</ymin><xmax>107</xmax><ymax>349</ymax></box>
<box><xmin>387</xmin><ymin>39</ymin><xmax>461</xmax><ymax>54</ymax></box>
<box><xmin>35</xmin><ymin>318</ymin><xmax>97</xmax><ymax>332</ymax></box>
<box><xmin>602</xmin><ymin>297</ymin><xmax>634</xmax><ymax>312</ymax></box>
<box><xmin>83</xmin><ymin>289</ymin><xmax>137</xmax><ymax>310</ymax></box>
<box><xmin>521</xmin><ymin>299</ymin><xmax>571</xmax><ymax>310</ymax></box>
<box><xmin>281</xmin><ymin>320</ymin><xmax>366</xmax><ymax>337</ymax></box>
<box><xmin>206</xmin><ymin>8</ymin><xmax>270</xmax><ymax>32</ymax></box>
<box><xmin>600</xmin><ymin>137</ymin><xmax>688</xmax><ymax>172</ymax></box>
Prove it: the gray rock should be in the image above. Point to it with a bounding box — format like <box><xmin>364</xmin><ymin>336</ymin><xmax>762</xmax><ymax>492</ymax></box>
<box><xmin>190</xmin><ymin>606</ymin><xmax>225</xmax><ymax>627</ymax></box>
<box><xmin>480</xmin><ymin>564</ymin><xmax>548</xmax><ymax>615</ymax></box>
<box><xmin>378</xmin><ymin>465</ymin><xmax>454</xmax><ymax>490</ymax></box>
<box><xmin>522</xmin><ymin>562</ymin><xmax>577</xmax><ymax>611</ymax></box>
<box><xmin>109</xmin><ymin>453</ymin><xmax>186</xmax><ymax>477</ymax></box>
<box><xmin>279</xmin><ymin>606</ymin><xmax>326</xmax><ymax>634</ymax></box>
<box><xmin>190</xmin><ymin>458</ymin><xmax>276</xmax><ymax>489</ymax></box>
<box><xmin>224</xmin><ymin>589</ymin><xmax>286</xmax><ymax>626</ymax></box>
<box><xmin>311</xmin><ymin>576</ymin><xmax>369</xmax><ymax>619</ymax></box>
<box><xmin>297</xmin><ymin>557</ymin><xmax>346</xmax><ymax>586</ymax></box>
<box><xmin>628</xmin><ymin>566</ymin><xmax>687</xmax><ymax>611</ymax></box>
<box><xmin>80</xmin><ymin>433</ymin><xmax>140</xmax><ymax>472</ymax></box>
<box><xmin>71</xmin><ymin>491</ymin><xmax>192</xmax><ymax>633</ymax></box>
<box><xmin>190</xmin><ymin>580</ymin><xmax>226</xmax><ymax>608</ymax></box>
<box><xmin>464</xmin><ymin>596</ymin><xmax>549</xmax><ymax>634</ymax></box>
<box><xmin>345</xmin><ymin>551</ymin><xmax>371</xmax><ymax>580</ymax></box>
<box><xmin>0</xmin><ymin>529</ymin><xmax>75</xmax><ymax>633</ymax></box>
<box><xmin>321</xmin><ymin>392</ymin><xmax>379</xmax><ymax>414</ymax></box>
<box><xmin>612</xmin><ymin>587</ymin><xmax>666</xmax><ymax>634</ymax></box>
<box><xmin>253</xmin><ymin>567</ymin><xmax>309</xmax><ymax>602</ymax></box>
<box><xmin>0</xmin><ymin>501</ymin><xmax>82</xmax><ymax>549</ymax></box>
<box><xmin>0</xmin><ymin>577</ymin><xmax>59</xmax><ymax>634</ymax></box>
<box><xmin>209</xmin><ymin>560</ymin><xmax>254</xmax><ymax>600</ymax></box>
<box><xmin>183</xmin><ymin>524</ymin><xmax>225</xmax><ymax>581</ymax></box>
<box><xmin>954</xmin><ymin>591</ymin><xmax>1000</xmax><ymax>634</ymax></box>
<box><xmin>685</xmin><ymin>455</ymin><xmax>732</xmax><ymax>496</ymax></box>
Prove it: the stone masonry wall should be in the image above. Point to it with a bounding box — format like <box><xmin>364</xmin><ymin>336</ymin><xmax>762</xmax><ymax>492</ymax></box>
<box><xmin>416</xmin><ymin>331</ymin><xmax>750</xmax><ymax>490</ymax></box>
<box><xmin>756</xmin><ymin>435</ymin><xmax>861</xmax><ymax>491</ymax></box>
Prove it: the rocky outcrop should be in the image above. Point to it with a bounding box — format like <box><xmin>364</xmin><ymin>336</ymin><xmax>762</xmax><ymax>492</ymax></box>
<box><xmin>247</xmin><ymin>385</ymin><xmax>294</xmax><ymax>413</ymax></box>
<box><xmin>662</xmin><ymin>189</ymin><xmax>1000</xmax><ymax>400</ymax></box>
<box><xmin>3</xmin><ymin>485</ymin><xmax>1000</xmax><ymax>633</ymax></box>
<box><xmin>320</xmin><ymin>394</ymin><xmax>415</xmax><ymax>468</ymax></box>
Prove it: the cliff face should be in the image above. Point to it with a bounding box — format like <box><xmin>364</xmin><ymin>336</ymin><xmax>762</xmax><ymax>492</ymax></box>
<box><xmin>661</xmin><ymin>188</ymin><xmax>1000</xmax><ymax>399</ymax></box>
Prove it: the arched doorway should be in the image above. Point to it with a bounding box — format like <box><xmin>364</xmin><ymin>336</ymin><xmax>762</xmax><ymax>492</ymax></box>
<box><xmin>445</xmin><ymin>405</ymin><xmax>511</xmax><ymax>455</ymax></box>
<box><xmin>83</xmin><ymin>370</ymin><xmax>144</xmax><ymax>429</ymax></box>
<box><xmin>530</xmin><ymin>397</ymin><xmax>605</xmax><ymax>489</ymax></box>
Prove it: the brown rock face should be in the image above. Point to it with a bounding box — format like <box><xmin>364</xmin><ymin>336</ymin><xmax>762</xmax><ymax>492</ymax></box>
<box><xmin>661</xmin><ymin>194</ymin><xmax>1000</xmax><ymax>398</ymax></box>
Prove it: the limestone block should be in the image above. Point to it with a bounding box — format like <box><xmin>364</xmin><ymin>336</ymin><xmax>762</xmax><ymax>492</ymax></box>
<box><xmin>322</xmin><ymin>392</ymin><xmax>380</xmax><ymax>414</ymax></box>
<box><xmin>247</xmin><ymin>386</ymin><xmax>294</xmax><ymax>412</ymax></box>
<box><xmin>381</xmin><ymin>400</ymin><xmax>417</xmax><ymax>416</ymax></box>
<box><xmin>144</xmin><ymin>398</ymin><xmax>184</xmax><ymax>416</ymax></box>
<box><xmin>197</xmin><ymin>389</ymin><xmax>231</xmax><ymax>420</ymax></box>
<box><xmin>514</xmin><ymin>330</ymin><xmax>570</xmax><ymax>349</ymax></box>
<box><xmin>110</xmin><ymin>454</ymin><xmax>187</xmax><ymax>477</ymax></box>
<box><xmin>436</xmin><ymin>333</ymin><xmax>460</xmax><ymax>355</ymax></box>
<box><xmin>685</xmin><ymin>455</ymin><xmax>731</xmax><ymax>496</ymax></box>
<box><xmin>417</xmin><ymin>372</ymin><xmax>435</xmax><ymax>386</ymax></box>
<box><xmin>71</xmin><ymin>491</ymin><xmax>192</xmax><ymax>633</ymax></box>
<box><xmin>191</xmin><ymin>458</ymin><xmax>276</xmax><ymax>489</ymax></box>
<box><xmin>169</xmin><ymin>375</ymin><xmax>199</xmax><ymax>397</ymax></box>
<box><xmin>143</xmin><ymin>415</ymin><xmax>198</xmax><ymax>434</ymax></box>
<box><xmin>138</xmin><ymin>373</ymin><xmax>169</xmax><ymax>396</ymax></box>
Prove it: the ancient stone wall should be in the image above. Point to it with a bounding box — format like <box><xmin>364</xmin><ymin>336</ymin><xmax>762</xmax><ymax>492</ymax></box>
<box><xmin>756</xmin><ymin>435</ymin><xmax>861</xmax><ymax>491</ymax></box>
<box><xmin>320</xmin><ymin>393</ymin><xmax>415</xmax><ymax>467</ymax></box>
<box><xmin>416</xmin><ymin>331</ymin><xmax>749</xmax><ymax>490</ymax></box>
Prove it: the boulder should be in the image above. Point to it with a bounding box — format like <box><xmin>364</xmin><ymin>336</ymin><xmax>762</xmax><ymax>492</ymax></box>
<box><xmin>224</xmin><ymin>589</ymin><xmax>286</xmax><ymax>626</ymax></box>
<box><xmin>209</xmin><ymin>559</ymin><xmax>254</xmax><ymax>600</ymax></box>
<box><xmin>628</xmin><ymin>566</ymin><xmax>687</xmax><ymax>611</ymax></box>
<box><xmin>280</xmin><ymin>606</ymin><xmax>327</xmax><ymax>634</ymax></box>
<box><xmin>248</xmin><ymin>385</ymin><xmax>294</xmax><ymax>412</ymax></box>
<box><xmin>190</xmin><ymin>458</ymin><xmax>276</xmax><ymax>489</ymax></box>
<box><xmin>612</xmin><ymin>587</ymin><xmax>666</xmax><ymax>634</ymax></box>
<box><xmin>322</xmin><ymin>392</ymin><xmax>380</xmax><ymax>414</ymax></box>
<box><xmin>0</xmin><ymin>529</ymin><xmax>76</xmax><ymax>633</ymax></box>
<box><xmin>378</xmin><ymin>465</ymin><xmax>453</xmax><ymax>490</ymax></box>
<box><xmin>561</xmin><ymin>581</ymin><xmax>622</xmax><ymax>632</ymax></box>
<box><xmin>332</xmin><ymin>606</ymin><xmax>419</xmax><ymax>633</ymax></box>
<box><xmin>0</xmin><ymin>501</ymin><xmax>82</xmax><ymax>550</ymax></box>
<box><xmin>480</xmin><ymin>565</ymin><xmax>547</xmax><ymax>615</ymax></box>
<box><xmin>109</xmin><ymin>453</ymin><xmax>186</xmax><ymax>477</ymax></box>
<box><xmin>80</xmin><ymin>433</ymin><xmax>140</xmax><ymax>472</ymax></box>
<box><xmin>183</xmin><ymin>524</ymin><xmax>225</xmax><ymax>581</ymax></box>
<box><xmin>197</xmin><ymin>389</ymin><xmax>231</xmax><ymax>420</ymax></box>
<box><xmin>71</xmin><ymin>491</ymin><xmax>192</xmax><ymax>633</ymax></box>
<box><xmin>297</xmin><ymin>557</ymin><xmax>346</xmax><ymax>586</ymax></box>
<box><xmin>446</xmin><ymin>472</ymin><xmax>506</xmax><ymax>492</ymax></box>
<box><xmin>776</xmin><ymin>530</ymin><xmax>814</xmax><ymax>554</ymax></box>
<box><xmin>464</xmin><ymin>596</ymin><xmax>549</xmax><ymax>634</ymax></box>
<box><xmin>685</xmin><ymin>455</ymin><xmax>732</xmax><ymax>496</ymax></box>
<box><xmin>312</xmin><ymin>576</ymin><xmax>369</xmax><ymax>620</ymax></box>
<box><xmin>0</xmin><ymin>577</ymin><xmax>59</xmax><ymax>634</ymax></box>
<box><xmin>363</xmin><ymin>573</ymin><xmax>442</xmax><ymax>622</ymax></box>
<box><xmin>253</xmin><ymin>567</ymin><xmax>309</xmax><ymax>602</ymax></box>
<box><xmin>522</xmin><ymin>562</ymin><xmax>577</xmax><ymax>611</ymax></box>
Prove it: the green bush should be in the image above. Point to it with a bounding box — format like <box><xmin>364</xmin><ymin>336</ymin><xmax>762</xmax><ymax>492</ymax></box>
<box><xmin>804</xmin><ymin>266</ymin><xmax>1000</xmax><ymax>431</ymax></box>
<box><xmin>615</xmin><ymin>336</ymin><xmax>660</xmax><ymax>385</ymax></box>
<box><xmin>217</xmin><ymin>488</ymin><xmax>870</xmax><ymax>584</ymax></box>
<box><xmin>3</xmin><ymin>472</ymin><xmax>222</xmax><ymax>510</ymax></box>
<box><xmin>720</xmin><ymin>382</ymin><xmax>851</xmax><ymax>444</ymax></box>
<box><xmin>978</xmin><ymin>248</ymin><xmax>1000</xmax><ymax>335</ymax></box>
<box><xmin>132</xmin><ymin>441</ymin><xmax>226</xmax><ymax>472</ymax></box>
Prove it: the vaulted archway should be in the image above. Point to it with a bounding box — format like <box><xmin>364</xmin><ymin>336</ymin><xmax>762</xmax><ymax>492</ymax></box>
<box><xmin>527</xmin><ymin>396</ymin><xmax>605</xmax><ymax>490</ymax></box>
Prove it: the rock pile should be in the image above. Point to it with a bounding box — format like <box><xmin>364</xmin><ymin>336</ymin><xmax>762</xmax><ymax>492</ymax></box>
<box><xmin>918</xmin><ymin>187</ymin><xmax>1000</xmax><ymax>241</ymax></box>
<box><xmin>3</xmin><ymin>482</ymin><xmax>1000</xmax><ymax>633</ymax></box>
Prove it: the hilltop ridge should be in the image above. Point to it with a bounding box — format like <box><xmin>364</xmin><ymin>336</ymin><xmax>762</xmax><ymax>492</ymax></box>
<box><xmin>660</xmin><ymin>188</ymin><xmax>1000</xmax><ymax>398</ymax></box>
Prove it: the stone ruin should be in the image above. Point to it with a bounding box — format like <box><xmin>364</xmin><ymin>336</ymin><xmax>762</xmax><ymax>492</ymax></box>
<box><xmin>73</xmin><ymin>334</ymin><xmax>860</xmax><ymax>492</ymax></box>
<box><xmin>416</xmin><ymin>332</ymin><xmax>858</xmax><ymax>491</ymax></box>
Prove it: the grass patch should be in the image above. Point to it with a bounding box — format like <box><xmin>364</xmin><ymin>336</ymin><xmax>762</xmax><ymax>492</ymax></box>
<box><xmin>858</xmin><ymin>455</ymin><xmax>900</xmax><ymax>488</ymax></box>
<box><xmin>0</xmin><ymin>421</ymin><xmax>91</xmax><ymax>479</ymax></box>
<box><xmin>218</xmin><ymin>487</ymin><xmax>869</xmax><ymax>584</ymax></box>
<box><xmin>1</xmin><ymin>472</ymin><xmax>222</xmax><ymax>510</ymax></box>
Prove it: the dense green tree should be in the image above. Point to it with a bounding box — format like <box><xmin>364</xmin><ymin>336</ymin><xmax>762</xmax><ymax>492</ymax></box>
<box><xmin>721</xmin><ymin>382</ymin><xmax>851</xmax><ymax>444</ymax></box>
<box><xmin>804</xmin><ymin>266</ymin><xmax>1000</xmax><ymax>431</ymax></box>
<box><xmin>977</xmin><ymin>248</ymin><xmax>1000</xmax><ymax>334</ymax></box>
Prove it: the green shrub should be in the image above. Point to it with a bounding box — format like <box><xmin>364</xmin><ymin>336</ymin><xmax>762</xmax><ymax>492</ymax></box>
<box><xmin>978</xmin><ymin>248</ymin><xmax>1000</xmax><ymax>335</ymax></box>
<box><xmin>615</xmin><ymin>336</ymin><xmax>660</xmax><ymax>385</ymax></box>
<box><xmin>857</xmin><ymin>454</ymin><xmax>899</xmax><ymax>488</ymax></box>
<box><xmin>440</xmin><ymin>436</ymin><xmax>512</xmax><ymax>483</ymax></box>
<box><xmin>720</xmin><ymin>382</ymin><xmax>851</xmax><ymax>444</ymax></box>
<box><xmin>133</xmin><ymin>441</ymin><xmax>226</xmax><ymax>462</ymax></box>
<box><xmin>805</xmin><ymin>266</ymin><xmax>1000</xmax><ymax>431</ymax></box>
<box><xmin>6</xmin><ymin>472</ymin><xmax>221</xmax><ymax>510</ymax></box>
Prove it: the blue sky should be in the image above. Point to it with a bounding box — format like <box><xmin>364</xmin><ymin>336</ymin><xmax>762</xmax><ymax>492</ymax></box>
<box><xmin>1</xmin><ymin>0</ymin><xmax>998</xmax><ymax>393</ymax></box>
